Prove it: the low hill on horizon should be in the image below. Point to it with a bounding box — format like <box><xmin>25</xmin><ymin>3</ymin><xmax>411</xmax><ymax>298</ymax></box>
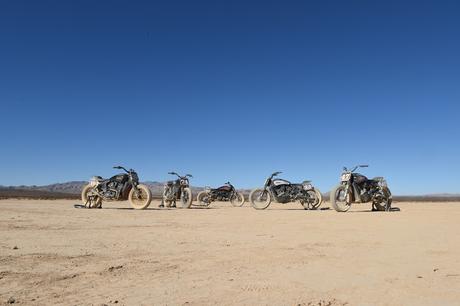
<box><xmin>0</xmin><ymin>181</ymin><xmax>209</xmax><ymax>199</ymax></box>
<box><xmin>0</xmin><ymin>181</ymin><xmax>459</xmax><ymax>201</ymax></box>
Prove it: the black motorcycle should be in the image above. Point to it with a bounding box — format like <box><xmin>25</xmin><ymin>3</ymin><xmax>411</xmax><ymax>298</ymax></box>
<box><xmin>161</xmin><ymin>172</ymin><xmax>193</xmax><ymax>208</ymax></box>
<box><xmin>81</xmin><ymin>166</ymin><xmax>152</xmax><ymax>210</ymax></box>
<box><xmin>196</xmin><ymin>182</ymin><xmax>245</xmax><ymax>207</ymax></box>
<box><xmin>330</xmin><ymin>165</ymin><xmax>392</xmax><ymax>212</ymax></box>
<box><xmin>249</xmin><ymin>172</ymin><xmax>323</xmax><ymax>210</ymax></box>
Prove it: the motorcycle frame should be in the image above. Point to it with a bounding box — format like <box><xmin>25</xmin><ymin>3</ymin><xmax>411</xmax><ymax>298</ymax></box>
<box><xmin>340</xmin><ymin>165</ymin><xmax>385</xmax><ymax>204</ymax></box>
<box><xmin>206</xmin><ymin>183</ymin><xmax>237</xmax><ymax>202</ymax></box>
<box><xmin>164</xmin><ymin>172</ymin><xmax>192</xmax><ymax>201</ymax></box>
<box><xmin>261</xmin><ymin>172</ymin><xmax>315</xmax><ymax>204</ymax></box>
<box><xmin>92</xmin><ymin>166</ymin><xmax>142</xmax><ymax>201</ymax></box>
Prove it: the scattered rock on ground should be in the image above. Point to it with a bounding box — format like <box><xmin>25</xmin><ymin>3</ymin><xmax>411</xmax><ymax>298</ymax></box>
<box><xmin>108</xmin><ymin>265</ymin><xmax>123</xmax><ymax>272</ymax></box>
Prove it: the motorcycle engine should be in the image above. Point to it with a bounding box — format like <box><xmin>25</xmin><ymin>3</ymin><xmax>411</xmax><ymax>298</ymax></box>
<box><xmin>101</xmin><ymin>181</ymin><xmax>122</xmax><ymax>199</ymax></box>
<box><xmin>360</xmin><ymin>188</ymin><xmax>373</xmax><ymax>202</ymax></box>
<box><xmin>274</xmin><ymin>185</ymin><xmax>297</xmax><ymax>203</ymax></box>
<box><xmin>274</xmin><ymin>185</ymin><xmax>288</xmax><ymax>197</ymax></box>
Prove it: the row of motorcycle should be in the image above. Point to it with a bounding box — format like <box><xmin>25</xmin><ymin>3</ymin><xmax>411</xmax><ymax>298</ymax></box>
<box><xmin>81</xmin><ymin>165</ymin><xmax>392</xmax><ymax>212</ymax></box>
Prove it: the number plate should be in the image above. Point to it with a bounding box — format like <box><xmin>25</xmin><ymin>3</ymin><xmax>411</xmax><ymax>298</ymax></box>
<box><xmin>341</xmin><ymin>173</ymin><xmax>351</xmax><ymax>181</ymax></box>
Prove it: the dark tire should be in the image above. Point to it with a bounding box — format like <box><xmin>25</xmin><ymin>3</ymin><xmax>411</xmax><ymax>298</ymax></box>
<box><xmin>330</xmin><ymin>185</ymin><xmax>352</xmax><ymax>212</ymax></box>
<box><xmin>230</xmin><ymin>192</ymin><xmax>245</xmax><ymax>207</ymax></box>
<box><xmin>373</xmin><ymin>186</ymin><xmax>392</xmax><ymax>211</ymax></box>
<box><xmin>197</xmin><ymin>191</ymin><xmax>212</xmax><ymax>207</ymax></box>
<box><xmin>81</xmin><ymin>184</ymin><xmax>102</xmax><ymax>208</ymax></box>
<box><xmin>128</xmin><ymin>184</ymin><xmax>152</xmax><ymax>210</ymax></box>
<box><xmin>249</xmin><ymin>188</ymin><xmax>271</xmax><ymax>210</ymax></box>
<box><xmin>179</xmin><ymin>187</ymin><xmax>193</xmax><ymax>208</ymax></box>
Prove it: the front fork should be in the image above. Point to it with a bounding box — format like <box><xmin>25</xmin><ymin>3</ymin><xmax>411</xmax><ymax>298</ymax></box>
<box><xmin>343</xmin><ymin>182</ymin><xmax>352</xmax><ymax>203</ymax></box>
<box><xmin>131</xmin><ymin>182</ymin><xmax>142</xmax><ymax>197</ymax></box>
<box><xmin>258</xmin><ymin>187</ymin><xmax>269</xmax><ymax>201</ymax></box>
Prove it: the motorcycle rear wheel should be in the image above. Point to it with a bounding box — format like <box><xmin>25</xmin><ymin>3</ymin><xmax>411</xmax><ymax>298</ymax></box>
<box><xmin>179</xmin><ymin>187</ymin><xmax>193</xmax><ymax>208</ymax></box>
<box><xmin>128</xmin><ymin>184</ymin><xmax>152</xmax><ymax>210</ymax></box>
<box><xmin>81</xmin><ymin>184</ymin><xmax>102</xmax><ymax>208</ymax></box>
<box><xmin>230</xmin><ymin>192</ymin><xmax>245</xmax><ymax>207</ymax></box>
<box><xmin>249</xmin><ymin>188</ymin><xmax>271</xmax><ymax>210</ymax></box>
<box><xmin>302</xmin><ymin>188</ymin><xmax>323</xmax><ymax>210</ymax></box>
<box><xmin>330</xmin><ymin>185</ymin><xmax>352</xmax><ymax>212</ymax></box>
<box><xmin>373</xmin><ymin>186</ymin><xmax>392</xmax><ymax>211</ymax></box>
<box><xmin>196</xmin><ymin>191</ymin><xmax>212</xmax><ymax>207</ymax></box>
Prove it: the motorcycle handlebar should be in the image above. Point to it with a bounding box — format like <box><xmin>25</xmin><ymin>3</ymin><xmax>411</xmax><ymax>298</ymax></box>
<box><xmin>345</xmin><ymin>165</ymin><xmax>369</xmax><ymax>172</ymax></box>
<box><xmin>113</xmin><ymin>166</ymin><xmax>129</xmax><ymax>173</ymax></box>
<box><xmin>169</xmin><ymin>172</ymin><xmax>192</xmax><ymax>179</ymax></box>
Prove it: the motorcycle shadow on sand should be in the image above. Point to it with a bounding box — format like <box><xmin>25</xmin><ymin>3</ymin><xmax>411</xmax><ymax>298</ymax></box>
<box><xmin>256</xmin><ymin>206</ymin><xmax>331</xmax><ymax>211</ymax></box>
<box><xmin>343</xmin><ymin>206</ymin><xmax>401</xmax><ymax>213</ymax></box>
<box><xmin>73</xmin><ymin>204</ymin><xmax>163</xmax><ymax>210</ymax></box>
<box><xmin>73</xmin><ymin>201</ymin><xmax>221</xmax><ymax>210</ymax></box>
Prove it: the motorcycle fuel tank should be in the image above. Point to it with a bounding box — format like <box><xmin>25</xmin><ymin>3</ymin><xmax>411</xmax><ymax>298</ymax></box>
<box><xmin>272</xmin><ymin>179</ymin><xmax>291</xmax><ymax>186</ymax></box>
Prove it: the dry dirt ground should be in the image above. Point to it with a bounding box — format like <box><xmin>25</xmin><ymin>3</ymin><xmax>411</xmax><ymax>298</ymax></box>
<box><xmin>1</xmin><ymin>199</ymin><xmax>459</xmax><ymax>306</ymax></box>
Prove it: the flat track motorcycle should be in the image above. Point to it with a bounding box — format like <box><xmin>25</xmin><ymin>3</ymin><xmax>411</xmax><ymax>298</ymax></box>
<box><xmin>249</xmin><ymin>172</ymin><xmax>323</xmax><ymax>210</ymax></box>
<box><xmin>196</xmin><ymin>182</ymin><xmax>245</xmax><ymax>207</ymax></box>
<box><xmin>330</xmin><ymin>165</ymin><xmax>392</xmax><ymax>212</ymax></box>
<box><xmin>81</xmin><ymin>166</ymin><xmax>152</xmax><ymax>209</ymax></box>
<box><xmin>160</xmin><ymin>172</ymin><xmax>193</xmax><ymax>208</ymax></box>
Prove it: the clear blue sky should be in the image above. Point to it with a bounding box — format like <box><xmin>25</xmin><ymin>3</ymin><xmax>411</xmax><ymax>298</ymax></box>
<box><xmin>1</xmin><ymin>1</ymin><xmax>459</xmax><ymax>195</ymax></box>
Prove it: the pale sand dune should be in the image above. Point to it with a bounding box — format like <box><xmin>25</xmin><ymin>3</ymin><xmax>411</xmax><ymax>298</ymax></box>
<box><xmin>1</xmin><ymin>200</ymin><xmax>459</xmax><ymax>305</ymax></box>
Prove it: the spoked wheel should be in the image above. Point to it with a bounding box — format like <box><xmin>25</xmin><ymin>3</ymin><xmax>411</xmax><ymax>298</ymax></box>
<box><xmin>330</xmin><ymin>185</ymin><xmax>352</xmax><ymax>212</ymax></box>
<box><xmin>301</xmin><ymin>188</ymin><xmax>323</xmax><ymax>210</ymax></box>
<box><xmin>128</xmin><ymin>184</ymin><xmax>152</xmax><ymax>210</ymax></box>
<box><xmin>81</xmin><ymin>184</ymin><xmax>102</xmax><ymax>208</ymax></box>
<box><xmin>373</xmin><ymin>186</ymin><xmax>392</xmax><ymax>211</ymax></box>
<box><xmin>230</xmin><ymin>192</ymin><xmax>245</xmax><ymax>207</ymax></box>
<box><xmin>249</xmin><ymin>188</ymin><xmax>271</xmax><ymax>210</ymax></box>
<box><xmin>196</xmin><ymin>191</ymin><xmax>212</xmax><ymax>207</ymax></box>
<box><xmin>179</xmin><ymin>187</ymin><xmax>193</xmax><ymax>208</ymax></box>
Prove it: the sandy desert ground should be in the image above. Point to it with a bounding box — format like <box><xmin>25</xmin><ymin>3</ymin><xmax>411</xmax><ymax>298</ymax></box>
<box><xmin>1</xmin><ymin>199</ymin><xmax>459</xmax><ymax>306</ymax></box>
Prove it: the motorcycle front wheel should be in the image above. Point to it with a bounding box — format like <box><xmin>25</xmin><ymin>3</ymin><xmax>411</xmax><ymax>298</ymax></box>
<box><xmin>230</xmin><ymin>192</ymin><xmax>245</xmax><ymax>207</ymax></box>
<box><xmin>301</xmin><ymin>188</ymin><xmax>323</xmax><ymax>210</ymax></box>
<box><xmin>196</xmin><ymin>191</ymin><xmax>212</xmax><ymax>207</ymax></box>
<box><xmin>330</xmin><ymin>185</ymin><xmax>352</xmax><ymax>212</ymax></box>
<box><xmin>249</xmin><ymin>188</ymin><xmax>271</xmax><ymax>210</ymax></box>
<box><xmin>129</xmin><ymin>184</ymin><xmax>152</xmax><ymax>210</ymax></box>
<box><xmin>179</xmin><ymin>187</ymin><xmax>193</xmax><ymax>208</ymax></box>
<box><xmin>81</xmin><ymin>184</ymin><xmax>102</xmax><ymax>208</ymax></box>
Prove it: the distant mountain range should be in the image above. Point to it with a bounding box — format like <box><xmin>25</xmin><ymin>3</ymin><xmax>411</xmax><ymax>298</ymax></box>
<box><xmin>0</xmin><ymin>181</ymin><xmax>203</xmax><ymax>197</ymax></box>
<box><xmin>0</xmin><ymin>182</ymin><xmax>458</xmax><ymax>201</ymax></box>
